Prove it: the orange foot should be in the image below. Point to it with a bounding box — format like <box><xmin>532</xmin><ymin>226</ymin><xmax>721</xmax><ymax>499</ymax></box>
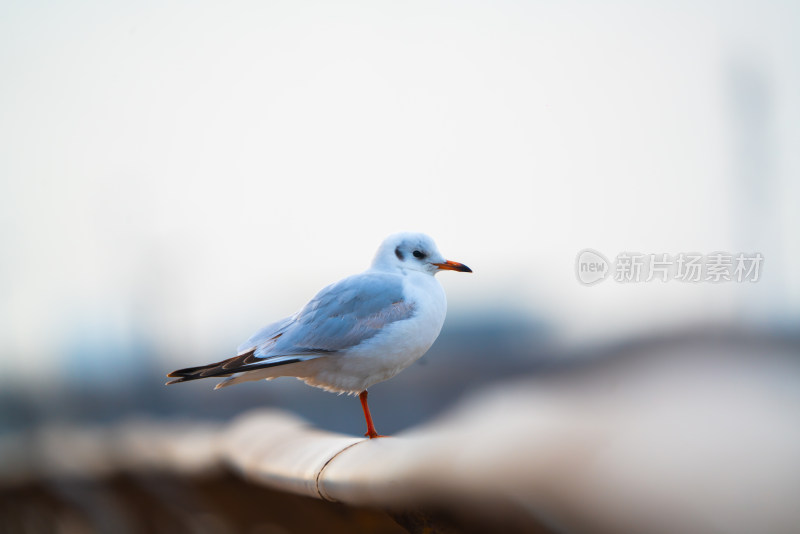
<box><xmin>359</xmin><ymin>391</ymin><xmax>388</xmax><ymax>439</ymax></box>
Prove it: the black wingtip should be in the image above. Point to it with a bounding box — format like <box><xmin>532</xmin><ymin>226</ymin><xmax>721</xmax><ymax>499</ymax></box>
<box><xmin>164</xmin><ymin>350</ymin><xmax>309</xmax><ymax>387</ymax></box>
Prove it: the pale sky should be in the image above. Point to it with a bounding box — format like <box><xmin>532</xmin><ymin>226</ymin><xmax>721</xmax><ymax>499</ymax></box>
<box><xmin>1</xmin><ymin>1</ymin><xmax>798</xmax><ymax>379</ymax></box>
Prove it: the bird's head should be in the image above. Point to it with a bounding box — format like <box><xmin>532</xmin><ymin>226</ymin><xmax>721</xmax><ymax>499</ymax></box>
<box><xmin>371</xmin><ymin>232</ymin><xmax>472</xmax><ymax>276</ymax></box>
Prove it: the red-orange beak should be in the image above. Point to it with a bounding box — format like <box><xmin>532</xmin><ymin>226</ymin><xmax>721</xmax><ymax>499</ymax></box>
<box><xmin>433</xmin><ymin>260</ymin><xmax>472</xmax><ymax>273</ymax></box>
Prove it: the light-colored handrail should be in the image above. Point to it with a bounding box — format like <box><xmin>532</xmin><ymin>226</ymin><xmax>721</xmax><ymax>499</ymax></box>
<box><xmin>3</xmin><ymin>339</ymin><xmax>800</xmax><ymax>534</ymax></box>
<box><xmin>222</xmin><ymin>410</ymin><xmax>363</xmax><ymax>499</ymax></box>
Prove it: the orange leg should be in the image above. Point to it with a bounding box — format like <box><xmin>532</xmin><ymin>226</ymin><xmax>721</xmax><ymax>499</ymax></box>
<box><xmin>359</xmin><ymin>390</ymin><xmax>385</xmax><ymax>439</ymax></box>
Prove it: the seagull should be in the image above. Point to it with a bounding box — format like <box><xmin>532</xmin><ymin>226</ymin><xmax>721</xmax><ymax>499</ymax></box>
<box><xmin>166</xmin><ymin>232</ymin><xmax>472</xmax><ymax>438</ymax></box>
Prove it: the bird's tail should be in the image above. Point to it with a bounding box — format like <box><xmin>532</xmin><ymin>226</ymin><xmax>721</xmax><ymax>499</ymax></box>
<box><xmin>165</xmin><ymin>350</ymin><xmax>260</xmax><ymax>385</ymax></box>
<box><xmin>165</xmin><ymin>350</ymin><xmax>314</xmax><ymax>386</ymax></box>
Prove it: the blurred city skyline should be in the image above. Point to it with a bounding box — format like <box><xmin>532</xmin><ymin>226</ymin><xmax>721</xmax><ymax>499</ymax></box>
<box><xmin>2</xmin><ymin>1</ymin><xmax>798</xmax><ymax>384</ymax></box>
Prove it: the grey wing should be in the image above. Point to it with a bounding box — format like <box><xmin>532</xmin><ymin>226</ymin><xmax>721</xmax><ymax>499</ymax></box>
<box><xmin>262</xmin><ymin>272</ymin><xmax>416</xmax><ymax>357</ymax></box>
<box><xmin>236</xmin><ymin>315</ymin><xmax>297</xmax><ymax>355</ymax></box>
<box><xmin>166</xmin><ymin>273</ymin><xmax>417</xmax><ymax>384</ymax></box>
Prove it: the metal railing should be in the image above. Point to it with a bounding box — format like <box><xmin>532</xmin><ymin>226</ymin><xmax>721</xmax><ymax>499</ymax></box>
<box><xmin>3</xmin><ymin>335</ymin><xmax>800</xmax><ymax>533</ymax></box>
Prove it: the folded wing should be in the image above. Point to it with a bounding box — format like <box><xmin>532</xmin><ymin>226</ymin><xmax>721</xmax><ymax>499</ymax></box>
<box><xmin>166</xmin><ymin>272</ymin><xmax>416</xmax><ymax>385</ymax></box>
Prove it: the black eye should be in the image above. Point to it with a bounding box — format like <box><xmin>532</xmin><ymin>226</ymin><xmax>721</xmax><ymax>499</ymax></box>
<box><xmin>412</xmin><ymin>250</ymin><xmax>426</xmax><ymax>259</ymax></box>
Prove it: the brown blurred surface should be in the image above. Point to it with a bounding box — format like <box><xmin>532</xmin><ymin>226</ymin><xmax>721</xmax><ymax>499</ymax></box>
<box><xmin>0</xmin><ymin>472</ymin><xmax>405</xmax><ymax>534</ymax></box>
<box><xmin>0</xmin><ymin>471</ymin><xmax>555</xmax><ymax>534</ymax></box>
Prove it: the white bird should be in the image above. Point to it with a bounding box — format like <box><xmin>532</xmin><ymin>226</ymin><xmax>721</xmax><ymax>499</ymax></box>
<box><xmin>166</xmin><ymin>232</ymin><xmax>472</xmax><ymax>438</ymax></box>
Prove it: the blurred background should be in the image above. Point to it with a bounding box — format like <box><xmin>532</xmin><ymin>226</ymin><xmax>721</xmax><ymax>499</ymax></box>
<box><xmin>0</xmin><ymin>1</ymin><xmax>799</xmax><ymax>531</ymax></box>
